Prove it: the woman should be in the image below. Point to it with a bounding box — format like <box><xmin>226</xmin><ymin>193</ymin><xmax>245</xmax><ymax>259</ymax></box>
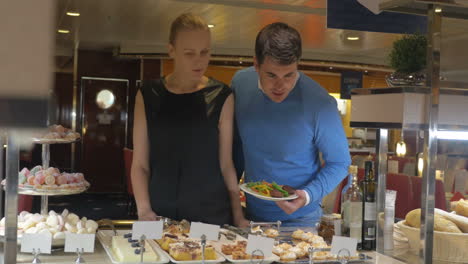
<box><xmin>131</xmin><ymin>13</ymin><xmax>248</xmax><ymax>226</ymax></box>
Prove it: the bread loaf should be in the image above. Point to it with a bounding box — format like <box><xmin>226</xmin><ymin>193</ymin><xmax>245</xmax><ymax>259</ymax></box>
<box><xmin>405</xmin><ymin>209</ymin><xmax>462</xmax><ymax>233</ymax></box>
<box><xmin>435</xmin><ymin>208</ymin><xmax>468</xmax><ymax>233</ymax></box>
<box><xmin>455</xmin><ymin>199</ymin><xmax>468</xmax><ymax>218</ymax></box>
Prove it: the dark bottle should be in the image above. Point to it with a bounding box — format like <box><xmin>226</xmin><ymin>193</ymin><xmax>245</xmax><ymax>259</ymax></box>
<box><xmin>361</xmin><ymin>161</ymin><xmax>376</xmax><ymax>250</ymax></box>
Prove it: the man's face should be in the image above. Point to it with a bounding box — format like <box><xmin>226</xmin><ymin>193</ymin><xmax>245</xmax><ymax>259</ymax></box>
<box><xmin>255</xmin><ymin>56</ymin><xmax>298</xmax><ymax>103</ymax></box>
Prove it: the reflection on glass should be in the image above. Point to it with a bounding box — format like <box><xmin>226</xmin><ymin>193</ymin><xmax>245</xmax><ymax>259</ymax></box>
<box><xmin>96</xmin><ymin>90</ymin><xmax>115</xmax><ymax>109</ymax></box>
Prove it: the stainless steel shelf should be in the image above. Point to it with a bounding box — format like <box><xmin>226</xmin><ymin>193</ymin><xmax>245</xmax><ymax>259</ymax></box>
<box><xmin>380</xmin><ymin>0</ymin><xmax>468</xmax><ymax>19</ymax></box>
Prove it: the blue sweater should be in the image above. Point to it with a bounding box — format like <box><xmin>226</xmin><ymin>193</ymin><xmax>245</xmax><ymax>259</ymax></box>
<box><xmin>231</xmin><ymin>67</ymin><xmax>351</xmax><ymax>221</ymax></box>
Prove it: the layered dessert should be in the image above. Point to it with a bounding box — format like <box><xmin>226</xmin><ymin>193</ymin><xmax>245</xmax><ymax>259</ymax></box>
<box><xmin>112</xmin><ymin>233</ymin><xmax>159</xmax><ymax>262</ymax></box>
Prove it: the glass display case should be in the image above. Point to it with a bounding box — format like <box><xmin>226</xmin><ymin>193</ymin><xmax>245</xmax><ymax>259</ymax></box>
<box><xmin>350</xmin><ymin>2</ymin><xmax>468</xmax><ymax>263</ymax></box>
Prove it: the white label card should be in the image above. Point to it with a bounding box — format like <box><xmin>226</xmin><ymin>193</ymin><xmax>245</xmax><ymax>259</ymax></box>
<box><xmin>189</xmin><ymin>222</ymin><xmax>220</xmax><ymax>241</ymax></box>
<box><xmin>246</xmin><ymin>234</ymin><xmax>274</xmax><ymax>258</ymax></box>
<box><xmin>64</xmin><ymin>233</ymin><xmax>96</xmax><ymax>253</ymax></box>
<box><xmin>132</xmin><ymin>221</ymin><xmax>164</xmax><ymax>240</ymax></box>
<box><xmin>21</xmin><ymin>233</ymin><xmax>52</xmax><ymax>254</ymax></box>
<box><xmin>331</xmin><ymin>236</ymin><xmax>357</xmax><ymax>257</ymax></box>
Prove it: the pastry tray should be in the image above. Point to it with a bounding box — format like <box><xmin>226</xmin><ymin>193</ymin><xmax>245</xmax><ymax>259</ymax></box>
<box><xmin>149</xmin><ymin>239</ymin><xmax>226</xmax><ymax>264</ymax></box>
<box><xmin>211</xmin><ymin>228</ymin><xmax>280</xmax><ymax>264</ymax></box>
<box><xmin>97</xmin><ymin>230</ymin><xmax>170</xmax><ymax>264</ymax></box>
<box><xmin>225</xmin><ymin>226</ymin><xmax>371</xmax><ymax>264</ymax></box>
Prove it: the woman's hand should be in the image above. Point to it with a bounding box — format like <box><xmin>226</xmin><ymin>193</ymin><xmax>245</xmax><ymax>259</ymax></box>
<box><xmin>234</xmin><ymin>216</ymin><xmax>250</xmax><ymax>228</ymax></box>
<box><xmin>138</xmin><ymin>209</ymin><xmax>158</xmax><ymax>221</ymax></box>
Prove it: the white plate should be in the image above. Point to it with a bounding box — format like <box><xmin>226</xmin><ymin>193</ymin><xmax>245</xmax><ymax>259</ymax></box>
<box><xmin>240</xmin><ymin>184</ymin><xmax>298</xmax><ymax>201</ymax></box>
<box><xmin>32</xmin><ymin>138</ymin><xmax>80</xmax><ymax>144</ymax></box>
<box><xmin>212</xmin><ymin>229</ymin><xmax>279</xmax><ymax>264</ymax></box>
<box><xmin>15</xmin><ymin>184</ymin><xmax>89</xmax><ymax>196</ymax></box>
<box><xmin>97</xmin><ymin>230</ymin><xmax>169</xmax><ymax>264</ymax></box>
<box><xmin>149</xmin><ymin>239</ymin><xmax>226</xmax><ymax>264</ymax></box>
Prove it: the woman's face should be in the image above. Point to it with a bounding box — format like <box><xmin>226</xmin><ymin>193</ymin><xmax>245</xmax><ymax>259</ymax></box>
<box><xmin>169</xmin><ymin>29</ymin><xmax>211</xmax><ymax>82</ymax></box>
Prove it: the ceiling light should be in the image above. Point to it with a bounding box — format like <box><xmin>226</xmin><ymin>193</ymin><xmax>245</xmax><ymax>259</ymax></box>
<box><xmin>66</xmin><ymin>11</ymin><xmax>80</xmax><ymax>17</ymax></box>
<box><xmin>329</xmin><ymin>67</ymin><xmax>333</xmax><ymax>70</ymax></box>
<box><xmin>347</xmin><ymin>36</ymin><xmax>360</xmax><ymax>41</ymax></box>
<box><xmin>435</xmin><ymin>7</ymin><xmax>442</xmax><ymax>13</ymax></box>
<box><xmin>208</xmin><ymin>24</ymin><xmax>215</xmax><ymax>28</ymax></box>
<box><xmin>58</xmin><ymin>29</ymin><xmax>70</xmax><ymax>34</ymax></box>
<box><xmin>365</xmin><ymin>70</ymin><xmax>369</xmax><ymax>73</ymax></box>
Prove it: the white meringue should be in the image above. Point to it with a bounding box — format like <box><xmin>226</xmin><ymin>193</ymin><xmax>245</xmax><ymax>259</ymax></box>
<box><xmin>61</xmin><ymin>209</ymin><xmax>69</xmax><ymax>218</ymax></box>
<box><xmin>46</xmin><ymin>215</ymin><xmax>58</xmax><ymax>227</ymax></box>
<box><xmin>66</xmin><ymin>213</ymin><xmax>79</xmax><ymax>225</ymax></box>
<box><xmin>25</xmin><ymin>227</ymin><xmax>39</xmax><ymax>234</ymax></box>
<box><xmin>86</xmin><ymin>227</ymin><xmax>97</xmax><ymax>234</ymax></box>
<box><xmin>85</xmin><ymin>220</ymin><xmax>98</xmax><ymax>231</ymax></box>
<box><xmin>65</xmin><ymin>223</ymin><xmax>77</xmax><ymax>233</ymax></box>
<box><xmin>53</xmin><ymin>232</ymin><xmax>65</xmax><ymax>240</ymax></box>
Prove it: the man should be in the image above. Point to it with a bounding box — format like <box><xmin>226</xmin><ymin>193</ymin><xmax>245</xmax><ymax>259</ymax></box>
<box><xmin>232</xmin><ymin>22</ymin><xmax>351</xmax><ymax>226</ymax></box>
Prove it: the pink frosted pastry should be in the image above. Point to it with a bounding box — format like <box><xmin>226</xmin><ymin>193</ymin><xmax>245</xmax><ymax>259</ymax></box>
<box><xmin>45</xmin><ymin>167</ymin><xmax>57</xmax><ymax>176</ymax></box>
<box><xmin>54</xmin><ymin>125</ymin><xmax>66</xmax><ymax>134</ymax></box>
<box><xmin>27</xmin><ymin>176</ymin><xmax>35</xmax><ymax>185</ymax></box>
<box><xmin>63</xmin><ymin>173</ymin><xmax>73</xmax><ymax>184</ymax></box>
<box><xmin>20</xmin><ymin>168</ymin><xmax>30</xmax><ymax>177</ymax></box>
<box><xmin>44</xmin><ymin>175</ymin><xmax>55</xmax><ymax>185</ymax></box>
<box><xmin>34</xmin><ymin>173</ymin><xmax>45</xmax><ymax>185</ymax></box>
<box><xmin>73</xmin><ymin>173</ymin><xmax>84</xmax><ymax>183</ymax></box>
<box><xmin>56</xmin><ymin>175</ymin><xmax>67</xmax><ymax>185</ymax></box>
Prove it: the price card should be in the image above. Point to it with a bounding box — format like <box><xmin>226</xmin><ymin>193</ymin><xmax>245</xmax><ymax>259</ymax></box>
<box><xmin>246</xmin><ymin>234</ymin><xmax>274</xmax><ymax>258</ymax></box>
<box><xmin>331</xmin><ymin>236</ymin><xmax>357</xmax><ymax>257</ymax></box>
<box><xmin>132</xmin><ymin>221</ymin><xmax>164</xmax><ymax>240</ymax></box>
<box><xmin>189</xmin><ymin>222</ymin><xmax>220</xmax><ymax>241</ymax></box>
<box><xmin>21</xmin><ymin>233</ymin><xmax>52</xmax><ymax>254</ymax></box>
<box><xmin>65</xmin><ymin>233</ymin><xmax>96</xmax><ymax>253</ymax></box>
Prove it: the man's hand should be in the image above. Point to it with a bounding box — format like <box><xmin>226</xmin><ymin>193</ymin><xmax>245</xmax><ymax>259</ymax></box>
<box><xmin>276</xmin><ymin>189</ymin><xmax>308</xmax><ymax>214</ymax></box>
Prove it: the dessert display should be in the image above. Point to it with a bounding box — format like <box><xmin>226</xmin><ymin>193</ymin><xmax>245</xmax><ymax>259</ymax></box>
<box><xmin>35</xmin><ymin>124</ymin><xmax>80</xmax><ymax>142</ymax></box>
<box><xmin>1</xmin><ymin>166</ymin><xmax>89</xmax><ymax>191</ymax></box>
<box><xmin>220</xmin><ymin>240</ymin><xmax>264</xmax><ymax>260</ymax></box>
<box><xmin>272</xmin><ymin>229</ymin><xmax>359</xmax><ymax>262</ymax></box>
<box><xmin>245</xmin><ymin>181</ymin><xmax>296</xmax><ymax>198</ymax></box>
<box><xmin>250</xmin><ymin>225</ymin><xmax>279</xmax><ymax>238</ymax></box>
<box><xmin>168</xmin><ymin>240</ymin><xmax>217</xmax><ymax>261</ymax></box>
<box><xmin>157</xmin><ymin>234</ymin><xmax>217</xmax><ymax>261</ymax></box>
<box><xmin>111</xmin><ymin>233</ymin><xmax>160</xmax><ymax>262</ymax></box>
<box><xmin>0</xmin><ymin>209</ymin><xmax>97</xmax><ymax>241</ymax></box>
<box><xmin>155</xmin><ymin>220</ymin><xmax>219</xmax><ymax>261</ymax></box>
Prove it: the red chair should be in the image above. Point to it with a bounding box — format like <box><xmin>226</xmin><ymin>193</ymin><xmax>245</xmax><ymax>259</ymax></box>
<box><xmin>123</xmin><ymin>148</ymin><xmax>135</xmax><ymax>216</ymax></box>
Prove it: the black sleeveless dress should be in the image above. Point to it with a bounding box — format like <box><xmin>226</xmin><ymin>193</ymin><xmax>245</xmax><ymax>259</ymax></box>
<box><xmin>140</xmin><ymin>78</ymin><xmax>233</xmax><ymax>225</ymax></box>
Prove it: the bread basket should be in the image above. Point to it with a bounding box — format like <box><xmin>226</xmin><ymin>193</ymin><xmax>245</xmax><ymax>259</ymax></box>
<box><xmin>397</xmin><ymin>220</ymin><xmax>468</xmax><ymax>262</ymax></box>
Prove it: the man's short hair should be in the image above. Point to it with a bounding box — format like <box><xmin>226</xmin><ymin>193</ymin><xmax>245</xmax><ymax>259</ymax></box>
<box><xmin>255</xmin><ymin>22</ymin><xmax>302</xmax><ymax>65</ymax></box>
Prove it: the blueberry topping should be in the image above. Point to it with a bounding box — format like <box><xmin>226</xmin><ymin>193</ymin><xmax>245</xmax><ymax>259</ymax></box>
<box><xmin>128</xmin><ymin>238</ymin><xmax>138</xmax><ymax>243</ymax></box>
<box><xmin>131</xmin><ymin>242</ymin><xmax>140</xmax><ymax>248</ymax></box>
<box><xmin>134</xmin><ymin>248</ymin><xmax>146</xmax><ymax>254</ymax></box>
<box><xmin>123</xmin><ymin>233</ymin><xmax>132</xmax><ymax>238</ymax></box>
